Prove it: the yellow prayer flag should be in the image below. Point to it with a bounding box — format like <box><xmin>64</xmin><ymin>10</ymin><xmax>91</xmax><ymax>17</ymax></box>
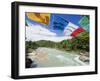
<box><xmin>26</xmin><ymin>12</ymin><xmax>50</xmax><ymax>25</ymax></box>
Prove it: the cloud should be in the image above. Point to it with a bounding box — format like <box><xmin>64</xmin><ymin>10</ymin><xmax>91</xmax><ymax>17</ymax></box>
<box><xmin>26</xmin><ymin>25</ymin><xmax>72</xmax><ymax>42</ymax></box>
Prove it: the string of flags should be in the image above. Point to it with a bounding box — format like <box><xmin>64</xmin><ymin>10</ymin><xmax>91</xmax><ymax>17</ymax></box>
<box><xmin>26</xmin><ymin>13</ymin><xmax>89</xmax><ymax>37</ymax></box>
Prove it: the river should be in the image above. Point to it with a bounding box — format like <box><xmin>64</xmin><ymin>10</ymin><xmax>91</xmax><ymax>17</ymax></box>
<box><xmin>28</xmin><ymin>47</ymin><xmax>88</xmax><ymax>68</ymax></box>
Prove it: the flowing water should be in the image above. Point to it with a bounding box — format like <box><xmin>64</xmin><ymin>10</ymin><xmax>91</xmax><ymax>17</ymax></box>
<box><xmin>30</xmin><ymin>47</ymin><xmax>88</xmax><ymax>68</ymax></box>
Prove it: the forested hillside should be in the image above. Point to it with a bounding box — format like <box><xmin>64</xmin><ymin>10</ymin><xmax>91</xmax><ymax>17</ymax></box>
<box><xmin>26</xmin><ymin>31</ymin><xmax>89</xmax><ymax>53</ymax></box>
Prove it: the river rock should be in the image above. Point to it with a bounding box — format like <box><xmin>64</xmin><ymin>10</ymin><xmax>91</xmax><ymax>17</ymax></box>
<box><xmin>79</xmin><ymin>55</ymin><xmax>89</xmax><ymax>62</ymax></box>
<box><xmin>26</xmin><ymin>58</ymin><xmax>33</xmax><ymax>68</ymax></box>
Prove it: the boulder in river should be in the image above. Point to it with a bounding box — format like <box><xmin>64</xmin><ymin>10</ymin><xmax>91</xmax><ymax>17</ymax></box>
<box><xmin>26</xmin><ymin>58</ymin><xmax>33</xmax><ymax>68</ymax></box>
<box><xmin>79</xmin><ymin>55</ymin><xmax>89</xmax><ymax>62</ymax></box>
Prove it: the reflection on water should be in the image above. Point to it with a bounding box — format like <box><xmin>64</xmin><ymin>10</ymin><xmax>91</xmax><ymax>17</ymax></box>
<box><xmin>28</xmin><ymin>47</ymin><xmax>88</xmax><ymax>68</ymax></box>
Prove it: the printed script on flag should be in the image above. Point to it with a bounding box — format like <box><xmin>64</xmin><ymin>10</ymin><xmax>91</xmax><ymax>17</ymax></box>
<box><xmin>64</xmin><ymin>22</ymin><xmax>85</xmax><ymax>37</ymax></box>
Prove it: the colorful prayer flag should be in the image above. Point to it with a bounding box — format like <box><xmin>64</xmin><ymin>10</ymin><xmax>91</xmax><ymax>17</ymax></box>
<box><xmin>78</xmin><ymin>16</ymin><xmax>89</xmax><ymax>31</ymax></box>
<box><xmin>26</xmin><ymin>12</ymin><xmax>50</xmax><ymax>25</ymax></box>
<box><xmin>52</xmin><ymin>15</ymin><xmax>69</xmax><ymax>30</ymax></box>
<box><xmin>64</xmin><ymin>22</ymin><xmax>85</xmax><ymax>37</ymax></box>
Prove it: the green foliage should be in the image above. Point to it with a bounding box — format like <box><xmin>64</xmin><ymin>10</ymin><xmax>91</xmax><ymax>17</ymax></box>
<box><xmin>26</xmin><ymin>31</ymin><xmax>89</xmax><ymax>53</ymax></box>
<box><xmin>26</xmin><ymin>41</ymin><xmax>39</xmax><ymax>53</ymax></box>
<box><xmin>76</xmin><ymin>31</ymin><xmax>89</xmax><ymax>51</ymax></box>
